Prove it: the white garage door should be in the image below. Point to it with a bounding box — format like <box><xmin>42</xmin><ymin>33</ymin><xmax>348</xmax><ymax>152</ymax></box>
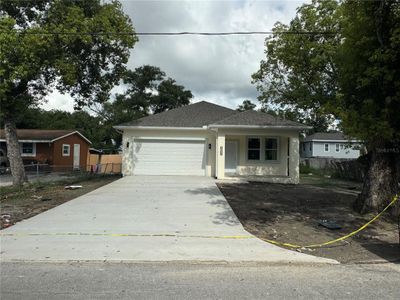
<box><xmin>133</xmin><ymin>139</ymin><xmax>206</xmax><ymax>176</ymax></box>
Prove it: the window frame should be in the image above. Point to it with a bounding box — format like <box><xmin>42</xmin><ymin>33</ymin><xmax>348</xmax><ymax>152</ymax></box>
<box><xmin>246</xmin><ymin>136</ymin><xmax>280</xmax><ymax>163</ymax></box>
<box><xmin>264</xmin><ymin>137</ymin><xmax>279</xmax><ymax>161</ymax></box>
<box><xmin>324</xmin><ymin>143</ymin><xmax>330</xmax><ymax>152</ymax></box>
<box><xmin>335</xmin><ymin>143</ymin><xmax>340</xmax><ymax>152</ymax></box>
<box><xmin>20</xmin><ymin>142</ymin><xmax>36</xmax><ymax>157</ymax></box>
<box><xmin>246</xmin><ymin>137</ymin><xmax>261</xmax><ymax>161</ymax></box>
<box><xmin>62</xmin><ymin>144</ymin><xmax>70</xmax><ymax>157</ymax></box>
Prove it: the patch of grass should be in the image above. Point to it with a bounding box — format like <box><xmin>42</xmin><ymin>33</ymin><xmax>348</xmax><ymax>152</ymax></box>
<box><xmin>300</xmin><ymin>173</ymin><xmax>362</xmax><ymax>190</ymax></box>
<box><xmin>0</xmin><ymin>174</ymin><xmax>120</xmax><ymax>229</ymax></box>
<box><xmin>0</xmin><ymin>174</ymin><xmax>120</xmax><ymax>202</ymax></box>
<box><xmin>300</xmin><ymin>165</ymin><xmax>333</xmax><ymax>176</ymax></box>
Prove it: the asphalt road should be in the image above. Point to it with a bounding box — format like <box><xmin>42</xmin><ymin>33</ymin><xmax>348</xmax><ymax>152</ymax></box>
<box><xmin>1</xmin><ymin>262</ymin><xmax>399</xmax><ymax>299</ymax></box>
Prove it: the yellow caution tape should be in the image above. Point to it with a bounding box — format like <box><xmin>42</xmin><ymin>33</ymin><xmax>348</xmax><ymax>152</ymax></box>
<box><xmin>262</xmin><ymin>194</ymin><xmax>399</xmax><ymax>249</ymax></box>
<box><xmin>1</xmin><ymin>195</ymin><xmax>397</xmax><ymax>249</ymax></box>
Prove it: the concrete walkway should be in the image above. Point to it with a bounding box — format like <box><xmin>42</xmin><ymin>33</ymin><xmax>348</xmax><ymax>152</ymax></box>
<box><xmin>0</xmin><ymin>176</ymin><xmax>337</xmax><ymax>264</ymax></box>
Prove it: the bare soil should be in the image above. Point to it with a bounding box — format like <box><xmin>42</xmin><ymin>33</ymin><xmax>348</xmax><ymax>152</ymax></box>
<box><xmin>0</xmin><ymin>175</ymin><xmax>119</xmax><ymax>229</ymax></box>
<box><xmin>217</xmin><ymin>175</ymin><xmax>399</xmax><ymax>264</ymax></box>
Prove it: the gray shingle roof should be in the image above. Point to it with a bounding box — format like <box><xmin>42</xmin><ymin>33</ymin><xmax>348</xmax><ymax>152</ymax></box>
<box><xmin>303</xmin><ymin>132</ymin><xmax>353</xmax><ymax>142</ymax></box>
<box><xmin>117</xmin><ymin>101</ymin><xmax>236</xmax><ymax>127</ymax></box>
<box><xmin>0</xmin><ymin>129</ymin><xmax>74</xmax><ymax>141</ymax></box>
<box><xmin>210</xmin><ymin>110</ymin><xmax>308</xmax><ymax>128</ymax></box>
<box><xmin>0</xmin><ymin>129</ymin><xmax>92</xmax><ymax>144</ymax></box>
<box><xmin>116</xmin><ymin>101</ymin><xmax>309</xmax><ymax>129</ymax></box>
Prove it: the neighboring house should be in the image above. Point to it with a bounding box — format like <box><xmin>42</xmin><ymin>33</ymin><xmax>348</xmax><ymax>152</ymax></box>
<box><xmin>0</xmin><ymin>129</ymin><xmax>91</xmax><ymax>170</ymax></box>
<box><xmin>300</xmin><ymin>132</ymin><xmax>362</xmax><ymax>159</ymax></box>
<box><xmin>114</xmin><ymin>101</ymin><xmax>310</xmax><ymax>184</ymax></box>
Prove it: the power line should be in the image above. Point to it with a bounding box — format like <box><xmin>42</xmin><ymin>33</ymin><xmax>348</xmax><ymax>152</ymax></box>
<box><xmin>0</xmin><ymin>30</ymin><xmax>337</xmax><ymax>36</ymax></box>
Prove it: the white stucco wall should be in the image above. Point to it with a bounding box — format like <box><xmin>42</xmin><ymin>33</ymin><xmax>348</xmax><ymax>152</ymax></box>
<box><xmin>121</xmin><ymin>129</ymin><xmax>216</xmax><ymax>177</ymax></box>
<box><xmin>121</xmin><ymin>127</ymin><xmax>301</xmax><ymax>183</ymax></box>
<box><xmin>216</xmin><ymin>128</ymin><xmax>300</xmax><ymax>183</ymax></box>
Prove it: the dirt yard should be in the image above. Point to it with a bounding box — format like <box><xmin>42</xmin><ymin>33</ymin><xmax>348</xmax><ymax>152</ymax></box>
<box><xmin>217</xmin><ymin>175</ymin><xmax>399</xmax><ymax>264</ymax></box>
<box><xmin>0</xmin><ymin>175</ymin><xmax>119</xmax><ymax>229</ymax></box>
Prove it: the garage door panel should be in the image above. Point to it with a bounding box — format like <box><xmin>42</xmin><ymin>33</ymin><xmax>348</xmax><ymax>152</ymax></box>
<box><xmin>133</xmin><ymin>139</ymin><xmax>206</xmax><ymax>176</ymax></box>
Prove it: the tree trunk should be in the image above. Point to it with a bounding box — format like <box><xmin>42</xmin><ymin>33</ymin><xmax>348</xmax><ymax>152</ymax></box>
<box><xmin>4</xmin><ymin>120</ymin><xmax>27</xmax><ymax>185</ymax></box>
<box><xmin>354</xmin><ymin>146</ymin><xmax>400</xmax><ymax>218</ymax></box>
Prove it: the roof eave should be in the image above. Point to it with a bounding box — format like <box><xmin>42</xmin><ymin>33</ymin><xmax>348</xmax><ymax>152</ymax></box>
<box><xmin>0</xmin><ymin>139</ymin><xmax>52</xmax><ymax>143</ymax></box>
<box><xmin>208</xmin><ymin>124</ymin><xmax>312</xmax><ymax>130</ymax></box>
<box><xmin>306</xmin><ymin>139</ymin><xmax>362</xmax><ymax>143</ymax></box>
<box><xmin>113</xmin><ymin>125</ymin><xmax>209</xmax><ymax>131</ymax></box>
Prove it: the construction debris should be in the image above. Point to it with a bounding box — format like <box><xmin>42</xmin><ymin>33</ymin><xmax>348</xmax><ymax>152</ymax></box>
<box><xmin>1</xmin><ymin>214</ymin><xmax>12</xmax><ymax>228</ymax></box>
<box><xmin>65</xmin><ymin>185</ymin><xmax>82</xmax><ymax>190</ymax></box>
<box><xmin>318</xmin><ymin>219</ymin><xmax>342</xmax><ymax>230</ymax></box>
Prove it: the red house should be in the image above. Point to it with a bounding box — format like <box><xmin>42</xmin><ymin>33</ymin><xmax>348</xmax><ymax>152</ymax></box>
<box><xmin>0</xmin><ymin>129</ymin><xmax>92</xmax><ymax>170</ymax></box>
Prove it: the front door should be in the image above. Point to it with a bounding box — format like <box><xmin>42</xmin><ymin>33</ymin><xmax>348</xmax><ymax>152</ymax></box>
<box><xmin>73</xmin><ymin>144</ymin><xmax>80</xmax><ymax>170</ymax></box>
<box><xmin>225</xmin><ymin>141</ymin><xmax>238</xmax><ymax>174</ymax></box>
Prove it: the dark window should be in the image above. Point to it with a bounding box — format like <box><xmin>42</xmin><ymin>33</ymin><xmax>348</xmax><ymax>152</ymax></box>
<box><xmin>22</xmin><ymin>143</ymin><xmax>33</xmax><ymax>154</ymax></box>
<box><xmin>265</xmin><ymin>138</ymin><xmax>278</xmax><ymax>161</ymax></box>
<box><xmin>247</xmin><ymin>138</ymin><xmax>260</xmax><ymax>160</ymax></box>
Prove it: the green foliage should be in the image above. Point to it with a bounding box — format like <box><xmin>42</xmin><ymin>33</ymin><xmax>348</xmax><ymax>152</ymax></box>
<box><xmin>336</xmin><ymin>1</ymin><xmax>400</xmax><ymax>145</ymax></box>
<box><xmin>299</xmin><ymin>164</ymin><xmax>313</xmax><ymax>174</ymax></box>
<box><xmin>2</xmin><ymin>108</ymin><xmax>109</xmax><ymax>150</ymax></box>
<box><xmin>101</xmin><ymin>65</ymin><xmax>193</xmax><ymax>125</ymax></box>
<box><xmin>253</xmin><ymin>0</ymin><xmax>400</xmax><ymax>147</ymax></box>
<box><xmin>0</xmin><ymin>0</ymin><xmax>137</xmax><ymax>120</ymax></box>
<box><xmin>237</xmin><ymin>100</ymin><xmax>256</xmax><ymax>112</ymax></box>
<box><xmin>152</xmin><ymin>78</ymin><xmax>192</xmax><ymax>114</ymax></box>
<box><xmin>252</xmin><ymin>0</ymin><xmax>340</xmax><ymax>132</ymax></box>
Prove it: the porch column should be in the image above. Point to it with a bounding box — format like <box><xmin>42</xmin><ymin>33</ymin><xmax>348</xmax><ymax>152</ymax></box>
<box><xmin>288</xmin><ymin>136</ymin><xmax>300</xmax><ymax>184</ymax></box>
<box><xmin>216</xmin><ymin>133</ymin><xmax>225</xmax><ymax>179</ymax></box>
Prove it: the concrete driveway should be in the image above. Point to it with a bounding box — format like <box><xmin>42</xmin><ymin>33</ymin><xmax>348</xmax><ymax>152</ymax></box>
<box><xmin>0</xmin><ymin>176</ymin><xmax>337</xmax><ymax>263</ymax></box>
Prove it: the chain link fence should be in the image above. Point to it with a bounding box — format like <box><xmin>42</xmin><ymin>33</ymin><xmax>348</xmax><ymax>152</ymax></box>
<box><xmin>0</xmin><ymin>163</ymin><xmax>122</xmax><ymax>186</ymax></box>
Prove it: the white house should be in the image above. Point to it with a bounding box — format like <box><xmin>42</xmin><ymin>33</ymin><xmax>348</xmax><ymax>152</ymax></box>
<box><xmin>114</xmin><ymin>101</ymin><xmax>310</xmax><ymax>184</ymax></box>
<box><xmin>300</xmin><ymin>132</ymin><xmax>362</xmax><ymax>159</ymax></box>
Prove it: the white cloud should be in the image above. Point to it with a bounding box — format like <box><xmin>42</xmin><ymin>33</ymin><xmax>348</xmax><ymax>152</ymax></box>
<box><xmin>41</xmin><ymin>90</ymin><xmax>75</xmax><ymax>112</ymax></box>
<box><xmin>43</xmin><ymin>0</ymin><xmax>305</xmax><ymax>111</ymax></box>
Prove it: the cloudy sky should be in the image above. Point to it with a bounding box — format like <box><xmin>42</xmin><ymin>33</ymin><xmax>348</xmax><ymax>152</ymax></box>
<box><xmin>43</xmin><ymin>0</ymin><xmax>305</xmax><ymax>111</ymax></box>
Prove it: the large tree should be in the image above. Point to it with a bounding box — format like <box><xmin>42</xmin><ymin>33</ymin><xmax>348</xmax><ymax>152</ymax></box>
<box><xmin>0</xmin><ymin>0</ymin><xmax>137</xmax><ymax>184</ymax></box>
<box><xmin>253</xmin><ymin>0</ymin><xmax>400</xmax><ymax>216</ymax></box>
<box><xmin>237</xmin><ymin>100</ymin><xmax>257</xmax><ymax>112</ymax></box>
<box><xmin>100</xmin><ymin>65</ymin><xmax>193</xmax><ymax>147</ymax></box>
<box><xmin>252</xmin><ymin>0</ymin><xmax>340</xmax><ymax>132</ymax></box>
<box><xmin>338</xmin><ymin>0</ymin><xmax>400</xmax><ymax>216</ymax></box>
<box><xmin>3</xmin><ymin>108</ymin><xmax>108</xmax><ymax>150</ymax></box>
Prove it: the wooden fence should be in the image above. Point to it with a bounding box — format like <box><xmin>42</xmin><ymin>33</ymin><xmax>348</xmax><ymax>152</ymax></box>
<box><xmin>87</xmin><ymin>154</ymin><xmax>122</xmax><ymax>174</ymax></box>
